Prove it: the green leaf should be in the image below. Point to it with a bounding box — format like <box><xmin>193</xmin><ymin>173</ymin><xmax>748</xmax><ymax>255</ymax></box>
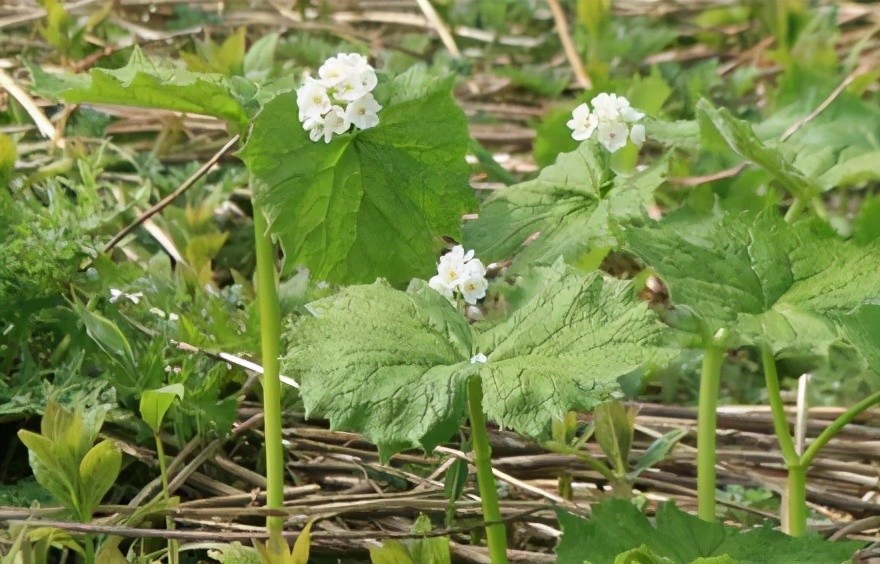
<box><xmin>594</xmin><ymin>401</ymin><xmax>635</xmax><ymax>475</ymax></box>
<box><xmin>74</xmin><ymin>305</ymin><xmax>137</xmax><ymax>370</ymax></box>
<box><xmin>291</xmin><ymin>520</ymin><xmax>313</xmax><ymax>564</ymax></box>
<box><xmin>17</xmin><ymin>430</ymin><xmax>79</xmax><ymax>511</ymax></box>
<box><xmin>613</xmin><ymin>545</ymin><xmax>675</xmax><ymax>564</ymax></box>
<box><xmin>207</xmin><ymin>543</ymin><xmax>261</xmax><ymax>564</ymax></box>
<box><xmin>853</xmin><ymin>196</ymin><xmax>880</xmax><ymax>244</ymax></box>
<box><xmin>626</xmin><ymin>208</ymin><xmax>880</xmax><ymax>356</ymax></box>
<box><xmin>282</xmin><ymin>279</ymin><xmax>476</xmax><ymax>461</ymax></box>
<box><xmin>139</xmin><ymin>383</ymin><xmax>185</xmax><ymax>433</ymax></box>
<box><xmin>370</xmin><ymin>541</ymin><xmax>414</xmax><ymax>564</ymax></box>
<box><xmin>476</xmin><ymin>262</ymin><xmax>674</xmax><ymax>436</ymax></box>
<box><xmin>464</xmin><ymin>143</ymin><xmax>666</xmax><ymax>267</ymax></box>
<box><xmin>0</xmin><ymin>133</ymin><xmax>16</xmax><ymax>187</ymax></box>
<box><xmin>78</xmin><ymin>439</ymin><xmax>121</xmax><ymax>517</ymax></box>
<box><xmin>696</xmin><ymin>99</ymin><xmax>819</xmax><ymax>199</ymax></box>
<box><xmin>241</xmin><ymin>67</ymin><xmax>474</xmax><ymax>285</ymax></box>
<box><xmin>28</xmin><ymin>47</ymin><xmax>252</xmax><ymax>129</ymax></box>
<box><xmin>841</xmin><ymin>303</ymin><xmax>880</xmax><ymax>375</ymax></box>
<box><xmin>556</xmin><ymin>500</ymin><xmax>862</xmax><ymax>564</ymax></box>
<box><xmin>410</xmin><ymin>514</ymin><xmax>450</xmax><ymax>564</ymax></box>
<box><xmin>760</xmin><ymin>68</ymin><xmax>880</xmax><ymax>192</ymax></box>
<box><xmin>243</xmin><ymin>33</ymin><xmax>279</xmax><ymax>81</ymax></box>
<box><xmin>628</xmin><ymin>429</ymin><xmax>688</xmax><ymax>479</ymax></box>
<box><xmin>285</xmin><ymin>262</ymin><xmax>673</xmax><ymax>458</ymax></box>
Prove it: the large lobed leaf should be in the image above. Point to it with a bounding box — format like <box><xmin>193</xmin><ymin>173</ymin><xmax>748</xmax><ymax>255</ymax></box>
<box><xmin>476</xmin><ymin>262</ymin><xmax>674</xmax><ymax>436</ymax></box>
<box><xmin>556</xmin><ymin>500</ymin><xmax>862</xmax><ymax>564</ymax></box>
<box><xmin>284</xmin><ymin>279</ymin><xmax>476</xmax><ymax>460</ymax></box>
<box><xmin>29</xmin><ymin>47</ymin><xmax>253</xmax><ymax>129</ymax></box>
<box><xmin>283</xmin><ymin>263</ymin><xmax>673</xmax><ymax>459</ymax></box>
<box><xmin>464</xmin><ymin>142</ymin><xmax>666</xmax><ymax>268</ymax></box>
<box><xmin>626</xmin><ymin>208</ymin><xmax>880</xmax><ymax>356</ymax></box>
<box><xmin>241</xmin><ymin>67</ymin><xmax>474</xmax><ymax>285</ymax></box>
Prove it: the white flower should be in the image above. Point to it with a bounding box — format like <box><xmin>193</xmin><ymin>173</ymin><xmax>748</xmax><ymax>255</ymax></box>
<box><xmin>429</xmin><ymin>245</ymin><xmax>490</xmax><ymax>305</ymax></box>
<box><xmin>345</xmin><ymin>94</ymin><xmax>382</xmax><ymax>130</ymax></box>
<box><xmin>429</xmin><ymin>275</ymin><xmax>454</xmax><ymax>300</ymax></box>
<box><xmin>299</xmin><ymin>53</ymin><xmax>382</xmax><ymax>142</ymax></box>
<box><xmin>464</xmin><ymin>257</ymin><xmax>487</xmax><ymax>279</ymax></box>
<box><xmin>459</xmin><ymin>274</ymin><xmax>488</xmax><ymax>305</ymax></box>
<box><xmin>567</xmin><ymin>103</ymin><xmax>599</xmax><ymax>141</ymax></box>
<box><xmin>322</xmin><ymin>106</ymin><xmax>350</xmax><ymax>141</ymax></box>
<box><xmin>567</xmin><ymin>93</ymin><xmax>646</xmax><ymax>152</ymax></box>
<box><xmin>597</xmin><ymin>120</ymin><xmax>629</xmax><ymax>153</ymax></box>
<box><xmin>630</xmin><ymin>123</ymin><xmax>646</xmax><ymax>147</ymax></box>
<box><xmin>590</xmin><ymin>93</ymin><xmax>620</xmax><ymax>121</ymax></box>
<box><xmin>470</xmin><ymin>353</ymin><xmax>487</xmax><ymax>364</ymax></box>
<box><xmin>317</xmin><ymin>57</ymin><xmax>350</xmax><ymax>87</ymax></box>
<box><xmin>109</xmin><ymin>288</ymin><xmax>142</xmax><ymax>304</ymax></box>
<box><xmin>296</xmin><ymin>78</ymin><xmax>331</xmax><ymax>121</ymax></box>
<box><xmin>304</xmin><ymin>114</ymin><xmax>327</xmax><ymax>143</ymax></box>
<box><xmin>437</xmin><ymin>249</ymin><xmax>469</xmax><ymax>288</ymax></box>
<box><xmin>333</xmin><ymin>75</ymin><xmax>369</xmax><ymax>103</ymax></box>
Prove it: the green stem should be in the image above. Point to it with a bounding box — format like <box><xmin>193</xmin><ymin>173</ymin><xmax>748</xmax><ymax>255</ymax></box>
<box><xmin>83</xmin><ymin>534</ymin><xmax>95</xmax><ymax>564</ymax></box>
<box><xmin>800</xmin><ymin>390</ymin><xmax>880</xmax><ymax>467</ymax></box>
<box><xmin>697</xmin><ymin>337</ymin><xmax>726</xmax><ymax>522</ymax></box>
<box><xmin>253</xmin><ymin>206</ymin><xmax>286</xmax><ymax>546</ymax></box>
<box><xmin>760</xmin><ymin>345</ymin><xmax>799</xmax><ymax>466</ymax></box>
<box><xmin>784</xmin><ymin>198</ymin><xmax>805</xmax><ymax>222</ymax></box>
<box><xmin>786</xmin><ymin>464</ymin><xmax>807</xmax><ymax>537</ymax></box>
<box><xmin>467</xmin><ymin>377</ymin><xmax>508</xmax><ymax>564</ymax></box>
<box><xmin>552</xmin><ymin>412</ymin><xmax>577</xmax><ymax>500</ymax></box>
<box><xmin>155</xmin><ymin>435</ymin><xmax>178</xmax><ymax>564</ymax></box>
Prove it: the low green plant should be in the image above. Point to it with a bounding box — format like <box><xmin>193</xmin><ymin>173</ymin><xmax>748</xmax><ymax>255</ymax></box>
<box><xmin>17</xmin><ymin>402</ymin><xmax>121</xmax><ymax>561</ymax></box>
<box><xmin>555</xmin><ymin>499</ymin><xmax>862</xmax><ymax>563</ymax></box>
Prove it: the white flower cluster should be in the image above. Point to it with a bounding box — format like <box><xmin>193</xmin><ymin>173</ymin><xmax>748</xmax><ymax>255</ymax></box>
<box><xmin>566</xmin><ymin>93</ymin><xmax>646</xmax><ymax>153</ymax></box>
<box><xmin>296</xmin><ymin>53</ymin><xmax>382</xmax><ymax>143</ymax></box>
<box><xmin>428</xmin><ymin>245</ymin><xmax>488</xmax><ymax>305</ymax></box>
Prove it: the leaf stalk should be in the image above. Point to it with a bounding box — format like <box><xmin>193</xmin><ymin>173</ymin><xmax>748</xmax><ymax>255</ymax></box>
<box><xmin>467</xmin><ymin>377</ymin><xmax>509</xmax><ymax>564</ymax></box>
<box><xmin>697</xmin><ymin>331</ymin><xmax>727</xmax><ymax>522</ymax></box>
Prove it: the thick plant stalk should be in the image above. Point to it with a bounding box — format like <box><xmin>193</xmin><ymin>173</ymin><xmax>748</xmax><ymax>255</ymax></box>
<box><xmin>467</xmin><ymin>377</ymin><xmax>509</xmax><ymax>564</ymax></box>
<box><xmin>253</xmin><ymin>207</ymin><xmax>285</xmax><ymax>546</ymax></box>
<box><xmin>761</xmin><ymin>344</ymin><xmax>802</xmax><ymax>535</ymax></box>
<box><xmin>697</xmin><ymin>334</ymin><xmax>726</xmax><ymax>522</ymax></box>
<box><xmin>786</xmin><ymin>464</ymin><xmax>807</xmax><ymax>537</ymax></box>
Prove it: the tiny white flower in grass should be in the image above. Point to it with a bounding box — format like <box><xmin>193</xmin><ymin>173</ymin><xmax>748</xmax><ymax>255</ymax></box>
<box><xmin>460</xmin><ymin>274</ymin><xmax>489</xmax><ymax>305</ymax></box>
<box><xmin>630</xmin><ymin>123</ymin><xmax>646</xmax><ymax>147</ymax></box>
<box><xmin>345</xmin><ymin>93</ymin><xmax>382</xmax><ymax>130</ymax></box>
<box><xmin>597</xmin><ymin>120</ymin><xmax>629</xmax><ymax>153</ymax></box>
<box><xmin>567</xmin><ymin>93</ymin><xmax>646</xmax><ymax>153</ymax></box>
<box><xmin>109</xmin><ymin>288</ymin><xmax>143</xmax><ymax>304</ymax></box>
<box><xmin>470</xmin><ymin>353</ymin><xmax>487</xmax><ymax>364</ymax></box>
<box><xmin>567</xmin><ymin>103</ymin><xmax>599</xmax><ymax>141</ymax></box>
<box><xmin>296</xmin><ymin>78</ymin><xmax>331</xmax><ymax>121</ymax></box>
